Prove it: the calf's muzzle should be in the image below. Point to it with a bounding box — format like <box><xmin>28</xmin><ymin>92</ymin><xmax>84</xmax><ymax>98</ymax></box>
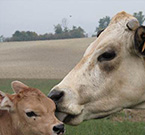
<box><xmin>53</xmin><ymin>124</ymin><xmax>65</xmax><ymax>134</ymax></box>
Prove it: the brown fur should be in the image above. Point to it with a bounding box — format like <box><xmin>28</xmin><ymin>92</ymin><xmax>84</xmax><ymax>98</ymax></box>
<box><xmin>0</xmin><ymin>82</ymin><xmax>62</xmax><ymax>135</ymax></box>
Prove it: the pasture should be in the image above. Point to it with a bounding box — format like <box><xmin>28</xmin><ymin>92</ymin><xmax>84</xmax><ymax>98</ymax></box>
<box><xmin>0</xmin><ymin>79</ymin><xmax>145</xmax><ymax>135</ymax></box>
<box><xmin>0</xmin><ymin>38</ymin><xmax>95</xmax><ymax>79</ymax></box>
<box><xmin>0</xmin><ymin>38</ymin><xmax>145</xmax><ymax>134</ymax></box>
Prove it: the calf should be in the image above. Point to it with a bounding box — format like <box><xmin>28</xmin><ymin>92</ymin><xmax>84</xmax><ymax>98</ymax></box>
<box><xmin>0</xmin><ymin>81</ymin><xmax>64</xmax><ymax>135</ymax></box>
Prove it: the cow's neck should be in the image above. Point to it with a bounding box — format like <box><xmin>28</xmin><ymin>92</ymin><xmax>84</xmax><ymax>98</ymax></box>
<box><xmin>0</xmin><ymin>110</ymin><xmax>23</xmax><ymax>135</ymax></box>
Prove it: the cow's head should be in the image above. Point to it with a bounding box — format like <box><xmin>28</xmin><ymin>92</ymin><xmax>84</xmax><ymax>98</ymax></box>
<box><xmin>48</xmin><ymin>11</ymin><xmax>145</xmax><ymax>125</ymax></box>
<box><xmin>0</xmin><ymin>81</ymin><xmax>65</xmax><ymax>135</ymax></box>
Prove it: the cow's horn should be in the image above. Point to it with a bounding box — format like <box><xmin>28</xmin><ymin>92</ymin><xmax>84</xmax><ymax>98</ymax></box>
<box><xmin>127</xmin><ymin>19</ymin><xmax>139</xmax><ymax>31</ymax></box>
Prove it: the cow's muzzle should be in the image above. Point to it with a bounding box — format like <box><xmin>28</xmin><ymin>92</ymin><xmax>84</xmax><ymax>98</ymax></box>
<box><xmin>48</xmin><ymin>90</ymin><xmax>64</xmax><ymax>104</ymax></box>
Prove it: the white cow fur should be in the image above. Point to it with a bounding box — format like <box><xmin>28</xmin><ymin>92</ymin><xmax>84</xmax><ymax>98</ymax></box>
<box><xmin>50</xmin><ymin>11</ymin><xmax>145</xmax><ymax>125</ymax></box>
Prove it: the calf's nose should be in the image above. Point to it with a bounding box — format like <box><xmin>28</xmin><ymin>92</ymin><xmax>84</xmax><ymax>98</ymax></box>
<box><xmin>53</xmin><ymin>124</ymin><xmax>65</xmax><ymax>134</ymax></box>
<box><xmin>48</xmin><ymin>90</ymin><xmax>64</xmax><ymax>103</ymax></box>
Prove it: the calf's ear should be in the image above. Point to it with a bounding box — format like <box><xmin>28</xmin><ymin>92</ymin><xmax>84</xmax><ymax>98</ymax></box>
<box><xmin>134</xmin><ymin>26</ymin><xmax>145</xmax><ymax>56</ymax></box>
<box><xmin>0</xmin><ymin>91</ymin><xmax>13</xmax><ymax>111</ymax></box>
<box><xmin>11</xmin><ymin>81</ymin><xmax>29</xmax><ymax>93</ymax></box>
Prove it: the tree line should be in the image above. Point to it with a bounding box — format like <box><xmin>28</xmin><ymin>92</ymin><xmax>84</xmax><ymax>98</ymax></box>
<box><xmin>5</xmin><ymin>25</ymin><xmax>86</xmax><ymax>42</ymax></box>
<box><xmin>2</xmin><ymin>11</ymin><xmax>145</xmax><ymax>42</ymax></box>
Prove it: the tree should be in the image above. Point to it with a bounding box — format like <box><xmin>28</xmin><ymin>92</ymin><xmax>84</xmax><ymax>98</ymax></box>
<box><xmin>70</xmin><ymin>26</ymin><xmax>86</xmax><ymax>38</ymax></box>
<box><xmin>133</xmin><ymin>11</ymin><xmax>145</xmax><ymax>25</ymax></box>
<box><xmin>53</xmin><ymin>24</ymin><xmax>86</xmax><ymax>39</ymax></box>
<box><xmin>12</xmin><ymin>31</ymin><xmax>22</xmax><ymax>41</ymax></box>
<box><xmin>11</xmin><ymin>31</ymin><xmax>38</xmax><ymax>41</ymax></box>
<box><xmin>96</xmin><ymin>16</ymin><xmax>111</xmax><ymax>32</ymax></box>
<box><xmin>54</xmin><ymin>24</ymin><xmax>63</xmax><ymax>34</ymax></box>
<box><xmin>12</xmin><ymin>31</ymin><xmax>21</xmax><ymax>38</ymax></box>
<box><xmin>0</xmin><ymin>35</ymin><xmax>4</xmax><ymax>42</ymax></box>
<box><xmin>25</xmin><ymin>31</ymin><xmax>38</xmax><ymax>40</ymax></box>
<box><xmin>62</xmin><ymin>18</ymin><xmax>68</xmax><ymax>30</ymax></box>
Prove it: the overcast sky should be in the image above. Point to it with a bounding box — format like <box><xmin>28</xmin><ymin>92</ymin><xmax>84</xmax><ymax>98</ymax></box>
<box><xmin>0</xmin><ymin>0</ymin><xmax>145</xmax><ymax>37</ymax></box>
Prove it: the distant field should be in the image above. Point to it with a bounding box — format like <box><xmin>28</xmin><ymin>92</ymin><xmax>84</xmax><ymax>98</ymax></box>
<box><xmin>0</xmin><ymin>37</ymin><xmax>95</xmax><ymax>79</ymax></box>
<box><xmin>0</xmin><ymin>79</ymin><xmax>145</xmax><ymax>135</ymax></box>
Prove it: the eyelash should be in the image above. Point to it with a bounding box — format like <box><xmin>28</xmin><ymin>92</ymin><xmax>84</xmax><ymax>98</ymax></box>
<box><xmin>98</xmin><ymin>51</ymin><xmax>116</xmax><ymax>62</ymax></box>
<box><xmin>26</xmin><ymin>111</ymin><xmax>38</xmax><ymax>117</ymax></box>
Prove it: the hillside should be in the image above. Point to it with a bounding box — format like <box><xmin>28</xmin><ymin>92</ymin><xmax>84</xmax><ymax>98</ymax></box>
<box><xmin>0</xmin><ymin>37</ymin><xmax>96</xmax><ymax>79</ymax></box>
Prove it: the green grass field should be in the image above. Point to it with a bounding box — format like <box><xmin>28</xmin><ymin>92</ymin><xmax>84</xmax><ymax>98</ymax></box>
<box><xmin>0</xmin><ymin>79</ymin><xmax>145</xmax><ymax>135</ymax></box>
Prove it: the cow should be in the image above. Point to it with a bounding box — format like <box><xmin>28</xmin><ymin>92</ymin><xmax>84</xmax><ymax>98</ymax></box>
<box><xmin>48</xmin><ymin>11</ymin><xmax>145</xmax><ymax>125</ymax></box>
<box><xmin>0</xmin><ymin>81</ymin><xmax>65</xmax><ymax>135</ymax></box>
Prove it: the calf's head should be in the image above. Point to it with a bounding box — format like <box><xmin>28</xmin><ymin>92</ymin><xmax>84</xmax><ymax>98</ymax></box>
<box><xmin>0</xmin><ymin>81</ymin><xmax>64</xmax><ymax>135</ymax></box>
<box><xmin>49</xmin><ymin>11</ymin><xmax>145</xmax><ymax>125</ymax></box>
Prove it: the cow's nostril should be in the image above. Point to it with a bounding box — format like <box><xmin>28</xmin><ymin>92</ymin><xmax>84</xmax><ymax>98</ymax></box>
<box><xmin>53</xmin><ymin>124</ymin><xmax>65</xmax><ymax>133</ymax></box>
<box><xmin>48</xmin><ymin>90</ymin><xmax>64</xmax><ymax>102</ymax></box>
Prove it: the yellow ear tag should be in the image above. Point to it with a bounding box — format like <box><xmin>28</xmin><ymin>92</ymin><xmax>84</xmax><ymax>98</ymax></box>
<box><xmin>142</xmin><ymin>42</ymin><xmax>145</xmax><ymax>52</ymax></box>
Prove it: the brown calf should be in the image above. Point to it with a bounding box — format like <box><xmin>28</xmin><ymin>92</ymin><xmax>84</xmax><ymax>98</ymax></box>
<box><xmin>0</xmin><ymin>81</ymin><xmax>64</xmax><ymax>135</ymax></box>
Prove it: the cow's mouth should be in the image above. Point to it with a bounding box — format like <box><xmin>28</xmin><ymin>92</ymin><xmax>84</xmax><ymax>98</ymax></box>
<box><xmin>63</xmin><ymin>114</ymin><xmax>77</xmax><ymax>123</ymax></box>
<box><xmin>55</xmin><ymin>105</ymin><xmax>84</xmax><ymax>125</ymax></box>
<box><xmin>55</xmin><ymin>111</ymin><xmax>81</xmax><ymax>125</ymax></box>
<box><xmin>55</xmin><ymin>111</ymin><xmax>77</xmax><ymax>123</ymax></box>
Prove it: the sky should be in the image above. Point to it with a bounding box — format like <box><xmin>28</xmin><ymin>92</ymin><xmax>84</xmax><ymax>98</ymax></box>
<box><xmin>0</xmin><ymin>0</ymin><xmax>145</xmax><ymax>37</ymax></box>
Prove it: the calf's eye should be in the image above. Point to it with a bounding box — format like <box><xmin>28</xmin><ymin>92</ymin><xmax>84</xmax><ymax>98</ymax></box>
<box><xmin>98</xmin><ymin>51</ymin><xmax>116</xmax><ymax>62</ymax></box>
<box><xmin>26</xmin><ymin>111</ymin><xmax>38</xmax><ymax>117</ymax></box>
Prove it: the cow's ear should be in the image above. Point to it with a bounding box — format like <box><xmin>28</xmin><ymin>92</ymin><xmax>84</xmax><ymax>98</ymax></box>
<box><xmin>11</xmin><ymin>81</ymin><xmax>29</xmax><ymax>93</ymax></box>
<box><xmin>97</xmin><ymin>29</ymin><xmax>105</xmax><ymax>37</ymax></box>
<box><xmin>0</xmin><ymin>91</ymin><xmax>13</xmax><ymax>111</ymax></box>
<box><xmin>134</xmin><ymin>26</ymin><xmax>145</xmax><ymax>56</ymax></box>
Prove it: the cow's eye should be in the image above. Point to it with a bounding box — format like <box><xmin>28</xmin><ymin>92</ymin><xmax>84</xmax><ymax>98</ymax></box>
<box><xmin>98</xmin><ymin>51</ymin><xmax>116</xmax><ymax>62</ymax></box>
<box><xmin>26</xmin><ymin>111</ymin><xmax>38</xmax><ymax>117</ymax></box>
